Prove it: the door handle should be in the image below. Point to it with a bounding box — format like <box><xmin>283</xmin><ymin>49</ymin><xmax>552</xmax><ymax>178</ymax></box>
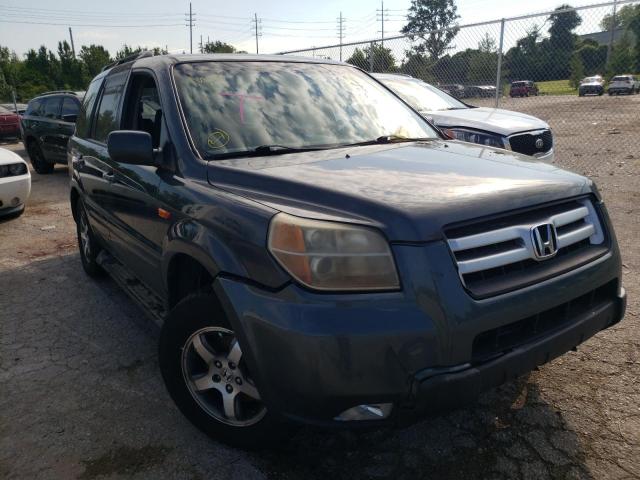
<box><xmin>102</xmin><ymin>171</ymin><xmax>115</xmax><ymax>182</ymax></box>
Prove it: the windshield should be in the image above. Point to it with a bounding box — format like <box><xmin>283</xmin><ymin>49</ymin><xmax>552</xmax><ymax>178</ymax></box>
<box><xmin>611</xmin><ymin>76</ymin><xmax>630</xmax><ymax>82</ymax></box>
<box><xmin>380</xmin><ymin>77</ymin><xmax>468</xmax><ymax>112</ymax></box>
<box><xmin>582</xmin><ymin>77</ymin><xmax>600</xmax><ymax>83</ymax></box>
<box><xmin>173</xmin><ymin>61</ymin><xmax>438</xmax><ymax>159</ymax></box>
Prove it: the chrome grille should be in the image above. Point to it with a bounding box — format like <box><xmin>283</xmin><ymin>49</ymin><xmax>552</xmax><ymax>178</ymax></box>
<box><xmin>446</xmin><ymin>198</ymin><xmax>607</xmax><ymax>298</ymax></box>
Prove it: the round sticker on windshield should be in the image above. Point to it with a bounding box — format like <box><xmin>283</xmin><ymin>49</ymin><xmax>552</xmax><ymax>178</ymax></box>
<box><xmin>207</xmin><ymin>129</ymin><xmax>230</xmax><ymax>149</ymax></box>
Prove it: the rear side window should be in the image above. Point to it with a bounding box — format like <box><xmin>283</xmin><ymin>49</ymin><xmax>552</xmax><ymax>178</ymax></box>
<box><xmin>43</xmin><ymin>97</ymin><xmax>62</xmax><ymax>119</ymax></box>
<box><xmin>93</xmin><ymin>70</ymin><xmax>128</xmax><ymax>143</ymax></box>
<box><xmin>76</xmin><ymin>78</ymin><xmax>103</xmax><ymax>138</ymax></box>
<box><xmin>26</xmin><ymin>98</ymin><xmax>43</xmax><ymax>117</ymax></box>
<box><xmin>61</xmin><ymin>97</ymin><xmax>79</xmax><ymax>118</ymax></box>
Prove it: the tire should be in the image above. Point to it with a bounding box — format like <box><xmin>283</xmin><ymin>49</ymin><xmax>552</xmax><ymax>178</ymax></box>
<box><xmin>75</xmin><ymin>198</ymin><xmax>104</xmax><ymax>277</ymax></box>
<box><xmin>159</xmin><ymin>294</ymin><xmax>284</xmax><ymax>449</ymax></box>
<box><xmin>28</xmin><ymin>141</ymin><xmax>54</xmax><ymax>174</ymax></box>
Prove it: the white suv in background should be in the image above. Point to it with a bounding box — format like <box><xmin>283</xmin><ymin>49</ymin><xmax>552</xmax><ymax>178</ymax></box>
<box><xmin>608</xmin><ymin>75</ymin><xmax>639</xmax><ymax>95</ymax></box>
<box><xmin>374</xmin><ymin>73</ymin><xmax>554</xmax><ymax>162</ymax></box>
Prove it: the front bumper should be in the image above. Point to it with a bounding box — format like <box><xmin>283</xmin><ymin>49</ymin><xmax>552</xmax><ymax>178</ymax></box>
<box><xmin>0</xmin><ymin>173</ymin><xmax>30</xmax><ymax>215</ymax></box>
<box><xmin>213</xmin><ymin>220</ymin><xmax>625</xmax><ymax>427</ymax></box>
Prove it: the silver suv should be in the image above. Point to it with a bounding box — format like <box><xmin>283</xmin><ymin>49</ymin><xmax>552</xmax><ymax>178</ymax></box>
<box><xmin>608</xmin><ymin>75</ymin><xmax>639</xmax><ymax>95</ymax></box>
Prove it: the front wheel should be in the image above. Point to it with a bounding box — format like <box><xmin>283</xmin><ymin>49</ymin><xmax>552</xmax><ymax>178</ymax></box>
<box><xmin>159</xmin><ymin>294</ymin><xmax>283</xmax><ymax>448</ymax></box>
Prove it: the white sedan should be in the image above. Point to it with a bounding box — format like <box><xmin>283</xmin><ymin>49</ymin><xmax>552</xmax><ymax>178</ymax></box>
<box><xmin>0</xmin><ymin>147</ymin><xmax>31</xmax><ymax>218</ymax></box>
<box><xmin>374</xmin><ymin>73</ymin><xmax>554</xmax><ymax>162</ymax></box>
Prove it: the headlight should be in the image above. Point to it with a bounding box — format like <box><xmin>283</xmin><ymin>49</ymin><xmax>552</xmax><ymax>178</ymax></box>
<box><xmin>0</xmin><ymin>163</ymin><xmax>27</xmax><ymax>177</ymax></box>
<box><xmin>8</xmin><ymin>163</ymin><xmax>27</xmax><ymax>176</ymax></box>
<box><xmin>268</xmin><ymin>213</ymin><xmax>400</xmax><ymax>291</ymax></box>
<box><xmin>444</xmin><ymin>128</ymin><xmax>507</xmax><ymax>149</ymax></box>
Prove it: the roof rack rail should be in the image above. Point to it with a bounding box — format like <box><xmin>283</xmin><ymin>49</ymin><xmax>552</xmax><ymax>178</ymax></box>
<box><xmin>101</xmin><ymin>50</ymin><xmax>154</xmax><ymax>72</ymax></box>
<box><xmin>37</xmin><ymin>90</ymin><xmax>80</xmax><ymax>97</ymax></box>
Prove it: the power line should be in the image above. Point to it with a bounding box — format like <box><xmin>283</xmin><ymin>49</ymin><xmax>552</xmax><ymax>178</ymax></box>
<box><xmin>0</xmin><ymin>19</ymin><xmax>182</xmax><ymax>27</ymax></box>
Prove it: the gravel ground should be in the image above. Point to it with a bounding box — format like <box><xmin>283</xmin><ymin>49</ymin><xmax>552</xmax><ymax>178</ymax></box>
<box><xmin>0</xmin><ymin>94</ymin><xmax>638</xmax><ymax>480</ymax></box>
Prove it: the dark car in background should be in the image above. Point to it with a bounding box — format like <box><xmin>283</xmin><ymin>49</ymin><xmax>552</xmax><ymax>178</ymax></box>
<box><xmin>21</xmin><ymin>90</ymin><xmax>83</xmax><ymax>173</ymax></box>
<box><xmin>510</xmin><ymin>80</ymin><xmax>539</xmax><ymax>97</ymax></box>
<box><xmin>67</xmin><ymin>52</ymin><xmax>625</xmax><ymax>448</ymax></box>
<box><xmin>578</xmin><ymin>76</ymin><xmax>605</xmax><ymax>96</ymax></box>
<box><xmin>438</xmin><ymin>83</ymin><xmax>466</xmax><ymax>98</ymax></box>
<box><xmin>0</xmin><ymin>106</ymin><xmax>20</xmax><ymax>139</ymax></box>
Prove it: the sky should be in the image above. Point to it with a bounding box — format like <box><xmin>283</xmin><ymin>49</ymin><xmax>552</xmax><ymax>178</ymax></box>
<box><xmin>0</xmin><ymin>0</ymin><xmax>614</xmax><ymax>58</ymax></box>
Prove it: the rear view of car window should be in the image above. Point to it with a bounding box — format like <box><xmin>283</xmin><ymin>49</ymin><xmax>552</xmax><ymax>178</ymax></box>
<box><xmin>76</xmin><ymin>78</ymin><xmax>103</xmax><ymax>138</ymax></box>
<box><xmin>43</xmin><ymin>97</ymin><xmax>62</xmax><ymax>119</ymax></box>
<box><xmin>61</xmin><ymin>97</ymin><xmax>79</xmax><ymax>118</ymax></box>
<box><xmin>26</xmin><ymin>98</ymin><xmax>43</xmax><ymax>117</ymax></box>
<box><xmin>93</xmin><ymin>70</ymin><xmax>128</xmax><ymax>143</ymax></box>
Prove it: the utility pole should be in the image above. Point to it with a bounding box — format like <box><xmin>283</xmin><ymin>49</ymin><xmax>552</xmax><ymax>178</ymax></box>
<box><xmin>200</xmin><ymin>34</ymin><xmax>203</xmax><ymax>53</ymax></box>
<box><xmin>252</xmin><ymin>13</ymin><xmax>261</xmax><ymax>54</ymax></box>
<box><xmin>337</xmin><ymin>12</ymin><xmax>345</xmax><ymax>61</ymax></box>
<box><xmin>185</xmin><ymin>2</ymin><xmax>196</xmax><ymax>54</ymax></box>
<box><xmin>376</xmin><ymin>1</ymin><xmax>388</xmax><ymax>47</ymax></box>
<box><xmin>606</xmin><ymin>0</ymin><xmax>618</xmax><ymax>69</ymax></box>
<box><xmin>68</xmin><ymin>27</ymin><xmax>76</xmax><ymax>58</ymax></box>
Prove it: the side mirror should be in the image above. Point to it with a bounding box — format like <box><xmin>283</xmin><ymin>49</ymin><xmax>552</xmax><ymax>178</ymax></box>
<box><xmin>62</xmin><ymin>114</ymin><xmax>77</xmax><ymax>123</ymax></box>
<box><xmin>107</xmin><ymin>130</ymin><xmax>155</xmax><ymax>166</ymax></box>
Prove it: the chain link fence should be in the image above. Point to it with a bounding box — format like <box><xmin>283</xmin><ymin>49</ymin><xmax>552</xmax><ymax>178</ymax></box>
<box><xmin>278</xmin><ymin>1</ymin><xmax>640</xmax><ymax>174</ymax></box>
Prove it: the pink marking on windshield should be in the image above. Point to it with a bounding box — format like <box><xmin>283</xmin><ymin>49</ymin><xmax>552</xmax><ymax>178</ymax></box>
<box><xmin>220</xmin><ymin>92</ymin><xmax>264</xmax><ymax>124</ymax></box>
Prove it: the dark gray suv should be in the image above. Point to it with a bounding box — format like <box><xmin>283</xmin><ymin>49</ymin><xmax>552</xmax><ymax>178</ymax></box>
<box><xmin>68</xmin><ymin>52</ymin><xmax>626</xmax><ymax>448</ymax></box>
<box><xmin>21</xmin><ymin>91</ymin><xmax>83</xmax><ymax>174</ymax></box>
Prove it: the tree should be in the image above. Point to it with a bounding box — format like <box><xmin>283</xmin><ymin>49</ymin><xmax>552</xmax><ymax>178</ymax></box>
<box><xmin>79</xmin><ymin>45</ymin><xmax>111</xmax><ymax>78</ymax></box>
<box><xmin>115</xmin><ymin>44</ymin><xmax>141</xmax><ymax>60</ymax></box>
<box><xmin>346</xmin><ymin>44</ymin><xmax>396</xmax><ymax>72</ymax></box>
<box><xmin>627</xmin><ymin>5</ymin><xmax>640</xmax><ymax>71</ymax></box>
<box><xmin>401</xmin><ymin>0</ymin><xmax>460</xmax><ymax>60</ymax></box>
<box><xmin>607</xmin><ymin>33</ymin><xmax>634</xmax><ymax>76</ymax></box>
<box><xmin>346</xmin><ymin>48</ymin><xmax>367</xmax><ymax>70</ymax></box>
<box><xmin>544</xmin><ymin>5</ymin><xmax>583</xmax><ymax>80</ymax></box>
<box><xmin>600</xmin><ymin>4</ymin><xmax>638</xmax><ymax>31</ymax></box>
<box><xmin>478</xmin><ymin>33</ymin><xmax>496</xmax><ymax>53</ymax></box>
<box><xmin>203</xmin><ymin>41</ymin><xmax>236</xmax><ymax>53</ymax></box>
<box><xmin>569</xmin><ymin>53</ymin><xmax>585</xmax><ymax>88</ymax></box>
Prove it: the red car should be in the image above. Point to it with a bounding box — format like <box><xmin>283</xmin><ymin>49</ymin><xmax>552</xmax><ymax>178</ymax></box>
<box><xmin>0</xmin><ymin>106</ymin><xmax>20</xmax><ymax>139</ymax></box>
<box><xmin>509</xmin><ymin>80</ymin><xmax>539</xmax><ymax>97</ymax></box>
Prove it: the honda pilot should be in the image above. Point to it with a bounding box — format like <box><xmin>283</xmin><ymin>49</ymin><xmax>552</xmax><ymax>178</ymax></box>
<box><xmin>68</xmin><ymin>52</ymin><xmax>626</xmax><ymax>448</ymax></box>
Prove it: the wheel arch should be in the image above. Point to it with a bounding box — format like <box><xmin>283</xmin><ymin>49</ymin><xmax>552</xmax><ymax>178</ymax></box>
<box><xmin>70</xmin><ymin>186</ymin><xmax>80</xmax><ymax>222</ymax></box>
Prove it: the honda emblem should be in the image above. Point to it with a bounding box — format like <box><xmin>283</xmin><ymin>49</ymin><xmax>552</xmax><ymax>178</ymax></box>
<box><xmin>531</xmin><ymin>224</ymin><xmax>558</xmax><ymax>259</ymax></box>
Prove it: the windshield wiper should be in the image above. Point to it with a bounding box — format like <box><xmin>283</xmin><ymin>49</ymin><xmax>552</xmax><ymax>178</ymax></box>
<box><xmin>338</xmin><ymin>135</ymin><xmax>434</xmax><ymax>147</ymax></box>
<box><xmin>210</xmin><ymin>144</ymin><xmax>328</xmax><ymax>160</ymax></box>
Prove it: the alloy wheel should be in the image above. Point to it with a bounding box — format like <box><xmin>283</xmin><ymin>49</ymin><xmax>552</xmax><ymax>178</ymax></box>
<box><xmin>181</xmin><ymin>327</ymin><xmax>266</xmax><ymax>427</ymax></box>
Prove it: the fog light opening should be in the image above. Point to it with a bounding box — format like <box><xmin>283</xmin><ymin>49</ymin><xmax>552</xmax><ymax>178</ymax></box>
<box><xmin>334</xmin><ymin>403</ymin><xmax>393</xmax><ymax>421</ymax></box>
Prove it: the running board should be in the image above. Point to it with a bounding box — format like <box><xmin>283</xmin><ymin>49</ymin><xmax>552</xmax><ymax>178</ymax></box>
<box><xmin>96</xmin><ymin>251</ymin><xmax>166</xmax><ymax>327</ymax></box>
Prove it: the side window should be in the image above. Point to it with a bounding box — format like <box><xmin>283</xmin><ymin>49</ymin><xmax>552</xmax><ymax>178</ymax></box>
<box><xmin>122</xmin><ymin>73</ymin><xmax>163</xmax><ymax>148</ymax></box>
<box><xmin>76</xmin><ymin>78</ymin><xmax>103</xmax><ymax>138</ymax></box>
<box><xmin>93</xmin><ymin>70</ymin><xmax>128</xmax><ymax>143</ymax></box>
<box><xmin>61</xmin><ymin>97</ymin><xmax>80</xmax><ymax>120</ymax></box>
<box><xmin>43</xmin><ymin>97</ymin><xmax>62</xmax><ymax>119</ymax></box>
<box><xmin>26</xmin><ymin>99</ymin><xmax>43</xmax><ymax>117</ymax></box>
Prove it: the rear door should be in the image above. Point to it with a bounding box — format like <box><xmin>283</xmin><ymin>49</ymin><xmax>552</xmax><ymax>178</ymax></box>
<box><xmin>58</xmin><ymin>96</ymin><xmax>80</xmax><ymax>155</ymax></box>
<box><xmin>40</xmin><ymin>96</ymin><xmax>63</xmax><ymax>160</ymax></box>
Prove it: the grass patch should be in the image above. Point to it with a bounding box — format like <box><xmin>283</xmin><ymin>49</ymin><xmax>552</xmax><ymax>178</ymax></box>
<box><xmin>537</xmin><ymin>79</ymin><xmax>577</xmax><ymax>96</ymax></box>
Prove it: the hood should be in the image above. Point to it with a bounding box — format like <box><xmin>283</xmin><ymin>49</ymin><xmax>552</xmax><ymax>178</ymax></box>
<box><xmin>207</xmin><ymin>141</ymin><xmax>592</xmax><ymax>242</ymax></box>
<box><xmin>421</xmin><ymin>107</ymin><xmax>549</xmax><ymax>137</ymax></box>
<box><xmin>0</xmin><ymin>147</ymin><xmax>27</xmax><ymax>166</ymax></box>
<box><xmin>580</xmin><ymin>81</ymin><xmax>603</xmax><ymax>86</ymax></box>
